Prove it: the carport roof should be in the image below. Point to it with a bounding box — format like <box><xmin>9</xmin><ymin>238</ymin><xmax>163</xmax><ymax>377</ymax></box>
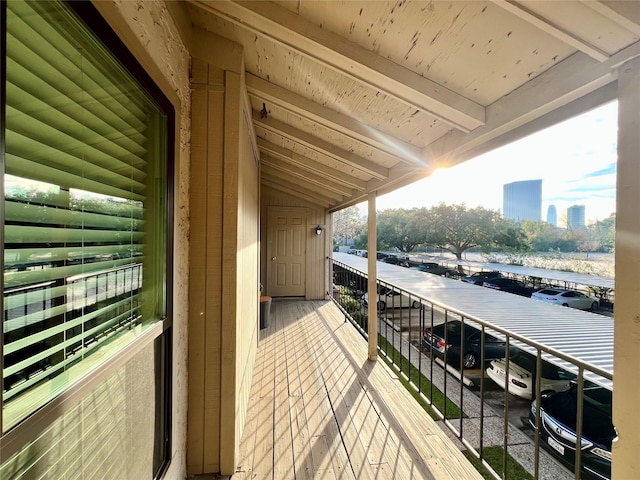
<box><xmin>334</xmin><ymin>252</ymin><xmax>613</xmax><ymax>389</ymax></box>
<box><xmin>185</xmin><ymin>1</ymin><xmax>640</xmax><ymax>211</ymax></box>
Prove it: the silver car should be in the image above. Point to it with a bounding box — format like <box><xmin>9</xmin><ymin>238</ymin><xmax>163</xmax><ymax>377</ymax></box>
<box><xmin>531</xmin><ymin>288</ymin><xmax>600</xmax><ymax>310</ymax></box>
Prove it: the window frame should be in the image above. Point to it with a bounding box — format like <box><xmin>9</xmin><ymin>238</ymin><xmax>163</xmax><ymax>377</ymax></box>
<box><xmin>0</xmin><ymin>1</ymin><xmax>175</xmax><ymax>471</ymax></box>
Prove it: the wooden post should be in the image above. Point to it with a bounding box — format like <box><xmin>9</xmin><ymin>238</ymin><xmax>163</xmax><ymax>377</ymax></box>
<box><xmin>367</xmin><ymin>192</ymin><xmax>377</xmax><ymax>361</ymax></box>
<box><xmin>613</xmin><ymin>56</ymin><xmax>640</xmax><ymax>480</ymax></box>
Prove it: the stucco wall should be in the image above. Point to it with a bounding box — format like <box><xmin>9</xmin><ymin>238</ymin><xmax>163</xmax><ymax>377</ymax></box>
<box><xmin>89</xmin><ymin>2</ymin><xmax>192</xmax><ymax>478</ymax></box>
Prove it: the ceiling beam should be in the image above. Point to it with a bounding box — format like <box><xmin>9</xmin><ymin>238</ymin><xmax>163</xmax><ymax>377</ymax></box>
<box><xmin>253</xmin><ymin>111</ymin><xmax>389</xmax><ymax>180</ymax></box>
<box><xmin>261</xmin><ymin>154</ymin><xmax>356</xmax><ymax>197</ymax></box>
<box><xmin>246</xmin><ymin>74</ymin><xmax>424</xmax><ymax>165</ymax></box>
<box><xmin>492</xmin><ymin>0</ymin><xmax>609</xmax><ymax>62</ymax></box>
<box><xmin>257</xmin><ymin>139</ymin><xmax>367</xmax><ymax>191</ymax></box>
<box><xmin>425</xmin><ymin>40</ymin><xmax>640</xmax><ymax>167</ymax></box>
<box><xmin>191</xmin><ymin>0</ymin><xmax>485</xmax><ymax>132</ymax></box>
<box><xmin>330</xmin><ymin>163</ymin><xmax>429</xmax><ymax>212</ymax></box>
<box><xmin>581</xmin><ymin>1</ymin><xmax>640</xmax><ymax>37</ymax></box>
<box><xmin>262</xmin><ymin>180</ymin><xmax>332</xmax><ymax>208</ymax></box>
<box><xmin>261</xmin><ymin>173</ymin><xmax>340</xmax><ymax>205</ymax></box>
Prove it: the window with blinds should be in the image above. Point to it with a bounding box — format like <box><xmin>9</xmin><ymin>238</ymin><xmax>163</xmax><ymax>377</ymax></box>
<box><xmin>2</xmin><ymin>0</ymin><xmax>168</xmax><ymax>431</ymax></box>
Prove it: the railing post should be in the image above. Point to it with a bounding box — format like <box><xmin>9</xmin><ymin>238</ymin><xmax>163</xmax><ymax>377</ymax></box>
<box><xmin>367</xmin><ymin>192</ymin><xmax>377</xmax><ymax>361</ymax></box>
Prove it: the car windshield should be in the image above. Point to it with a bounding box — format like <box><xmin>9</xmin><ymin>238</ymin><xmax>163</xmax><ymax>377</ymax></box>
<box><xmin>538</xmin><ymin>289</ymin><xmax>561</xmax><ymax>295</ymax></box>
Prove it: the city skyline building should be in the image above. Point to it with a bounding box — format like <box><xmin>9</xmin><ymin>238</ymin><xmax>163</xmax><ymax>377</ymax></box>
<box><xmin>547</xmin><ymin>205</ymin><xmax>557</xmax><ymax>226</ymax></box>
<box><xmin>503</xmin><ymin>179</ymin><xmax>542</xmax><ymax>222</ymax></box>
<box><xmin>567</xmin><ymin>204</ymin><xmax>586</xmax><ymax>229</ymax></box>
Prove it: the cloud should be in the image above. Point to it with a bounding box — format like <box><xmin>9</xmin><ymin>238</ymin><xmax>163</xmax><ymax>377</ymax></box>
<box><xmin>578</xmin><ymin>162</ymin><xmax>617</xmax><ymax>180</ymax></box>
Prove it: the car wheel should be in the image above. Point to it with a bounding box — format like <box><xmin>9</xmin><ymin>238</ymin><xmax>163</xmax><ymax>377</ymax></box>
<box><xmin>591</xmin><ymin>301</ymin><xmax>599</xmax><ymax>311</ymax></box>
<box><xmin>562</xmin><ymin>303</ymin><xmax>569</xmax><ymax>307</ymax></box>
<box><xmin>411</xmin><ymin>300</ymin><xmax>421</xmax><ymax>309</ymax></box>
<box><xmin>444</xmin><ymin>272</ymin><xmax>451</xmax><ymax>278</ymax></box>
<box><xmin>462</xmin><ymin>352</ymin><xmax>478</xmax><ymax>369</ymax></box>
<box><xmin>376</xmin><ymin>300</ymin><xmax>386</xmax><ymax>311</ymax></box>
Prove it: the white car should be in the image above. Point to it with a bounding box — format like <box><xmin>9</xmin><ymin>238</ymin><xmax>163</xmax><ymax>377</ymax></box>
<box><xmin>531</xmin><ymin>288</ymin><xmax>600</xmax><ymax>310</ymax></box>
<box><xmin>486</xmin><ymin>350</ymin><xmax>575</xmax><ymax>400</ymax></box>
<box><xmin>363</xmin><ymin>286</ymin><xmax>421</xmax><ymax>310</ymax></box>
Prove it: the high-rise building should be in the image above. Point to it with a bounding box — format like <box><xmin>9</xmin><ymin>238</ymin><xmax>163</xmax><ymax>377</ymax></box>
<box><xmin>503</xmin><ymin>179</ymin><xmax>542</xmax><ymax>222</ymax></box>
<box><xmin>567</xmin><ymin>204</ymin><xmax>586</xmax><ymax>229</ymax></box>
<box><xmin>547</xmin><ymin>205</ymin><xmax>557</xmax><ymax>226</ymax></box>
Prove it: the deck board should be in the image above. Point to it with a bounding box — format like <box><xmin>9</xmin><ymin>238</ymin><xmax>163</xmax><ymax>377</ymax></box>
<box><xmin>236</xmin><ymin>300</ymin><xmax>483</xmax><ymax>479</ymax></box>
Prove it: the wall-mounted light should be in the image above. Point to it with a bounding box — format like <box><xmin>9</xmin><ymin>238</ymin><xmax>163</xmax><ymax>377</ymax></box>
<box><xmin>315</xmin><ymin>225</ymin><xmax>323</xmax><ymax>236</ymax></box>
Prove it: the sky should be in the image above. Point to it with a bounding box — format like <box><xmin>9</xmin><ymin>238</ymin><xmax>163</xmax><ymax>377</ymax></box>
<box><xmin>362</xmin><ymin>101</ymin><xmax>618</xmax><ymax>226</ymax></box>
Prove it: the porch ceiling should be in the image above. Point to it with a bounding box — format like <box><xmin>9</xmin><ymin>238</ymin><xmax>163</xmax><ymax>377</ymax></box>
<box><xmin>186</xmin><ymin>1</ymin><xmax>640</xmax><ymax>210</ymax></box>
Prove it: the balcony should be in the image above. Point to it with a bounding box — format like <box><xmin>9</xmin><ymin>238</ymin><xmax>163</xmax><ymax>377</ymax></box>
<box><xmin>235</xmin><ymin>299</ymin><xmax>483</xmax><ymax>479</ymax></box>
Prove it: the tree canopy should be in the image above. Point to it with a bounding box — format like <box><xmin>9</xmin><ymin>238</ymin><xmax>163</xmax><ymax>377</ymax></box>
<box><xmin>424</xmin><ymin>203</ymin><xmax>527</xmax><ymax>259</ymax></box>
<box><xmin>332</xmin><ymin>204</ymin><xmax>614</xmax><ymax>257</ymax></box>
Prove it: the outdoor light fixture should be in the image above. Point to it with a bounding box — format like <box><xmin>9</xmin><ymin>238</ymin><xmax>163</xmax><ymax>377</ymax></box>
<box><xmin>315</xmin><ymin>225</ymin><xmax>323</xmax><ymax>235</ymax></box>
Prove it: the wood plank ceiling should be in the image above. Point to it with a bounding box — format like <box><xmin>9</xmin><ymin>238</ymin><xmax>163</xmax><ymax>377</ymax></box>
<box><xmin>186</xmin><ymin>0</ymin><xmax>640</xmax><ymax>211</ymax></box>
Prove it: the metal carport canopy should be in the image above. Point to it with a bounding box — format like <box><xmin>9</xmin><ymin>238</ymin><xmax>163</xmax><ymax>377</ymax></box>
<box><xmin>333</xmin><ymin>252</ymin><xmax>613</xmax><ymax>390</ymax></box>
<box><xmin>428</xmin><ymin>256</ymin><xmax>615</xmax><ymax>290</ymax></box>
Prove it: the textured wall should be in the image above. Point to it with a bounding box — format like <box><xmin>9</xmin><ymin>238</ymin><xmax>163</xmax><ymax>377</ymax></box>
<box><xmin>68</xmin><ymin>1</ymin><xmax>192</xmax><ymax>478</ymax></box>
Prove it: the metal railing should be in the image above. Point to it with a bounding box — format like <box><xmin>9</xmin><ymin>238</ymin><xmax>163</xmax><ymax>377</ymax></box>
<box><xmin>329</xmin><ymin>257</ymin><xmax>613</xmax><ymax>480</ymax></box>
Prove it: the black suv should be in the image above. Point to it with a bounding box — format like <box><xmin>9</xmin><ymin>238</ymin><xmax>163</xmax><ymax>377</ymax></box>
<box><xmin>409</xmin><ymin>262</ymin><xmax>460</xmax><ymax>277</ymax></box>
<box><xmin>528</xmin><ymin>383</ymin><xmax>614</xmax><ymax>480</ymax></box>
<box><xmin>461</xmin><ymin>271</ymin><xmax>503</xmax><ymax>285</ymax></box>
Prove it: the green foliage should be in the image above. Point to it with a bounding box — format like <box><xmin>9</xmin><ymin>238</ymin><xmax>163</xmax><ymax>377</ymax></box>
<box><xmin>521</xmin><ymin>216</ymin><xmax>615</xmax><ymax>254</ymax></box>
<box><xmin>332</xmin><ymin>206</ymin><xmax>365</xmax><ymax>248</ymax></box>
<box><xmin>377</xmin><ymin>208</ymin><xmax>427</xmax><ymax>252</ymax></box>
<box><xmin>377</xmin><ymin>336</ymin><xmax>464</xmax><ymax>419</ymax></box>
<box><xmin>425</xmin><ymin>203</ymin><xmax>527</xmax><ymax>260</ymax></box>
<box><xmin>463</xmin><ymin>447</ymin><xmax>534</xmax><ymax>480</ymax></box>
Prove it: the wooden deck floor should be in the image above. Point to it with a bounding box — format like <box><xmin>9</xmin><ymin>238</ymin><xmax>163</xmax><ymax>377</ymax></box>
<box><xmin>234</xmin><ymin>300</ymin><xmax>483</xmax><ymax>480</ymax></box>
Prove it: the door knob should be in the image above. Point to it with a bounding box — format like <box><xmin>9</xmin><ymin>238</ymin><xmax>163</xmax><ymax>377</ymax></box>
<box><xmin>271</xmin><ymin>257</ymin><xmax>276</xmax><ymax>261</ymax></box>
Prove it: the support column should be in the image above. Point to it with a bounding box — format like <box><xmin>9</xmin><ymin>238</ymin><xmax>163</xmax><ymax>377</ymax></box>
<box><xmin>613</xmin><ymin>56</ymin><xmax>640</xmax><ymax>480</ymax></box>
<box><xmin>367</xmin><ymin>192</ymin><xmax>377</xmax><ymax>361</ymax></box>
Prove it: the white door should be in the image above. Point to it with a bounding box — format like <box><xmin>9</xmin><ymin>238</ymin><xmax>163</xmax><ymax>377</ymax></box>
<box><xmin>267</xmin><ymin>207</ymin><xmax>306</xmax><ymax>297</ymax></box>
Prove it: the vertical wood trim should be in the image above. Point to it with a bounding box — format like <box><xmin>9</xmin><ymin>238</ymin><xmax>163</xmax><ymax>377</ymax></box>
<box><xmin>187</xmin><ymin>59</ymin><xmax>208</xmax><ymax>473</ymax></box>
<box><xmin>367</xmin><ymin>192</ymin><xmax>378</xmax><ymax>361</ymax></box>
<box><xmin>613</xmin><ymin>57</ymin><xmax>640</xmax><ymax>480</ymax></box>
<box><xmin>202</xmin><ymin>85</ymin><xmax>225</xmax><ymax>472</ymax></box>
<box><xmin>219</xmin><ymin>70</ymin><xmax>241</xmax><ymax>474</ymax></box>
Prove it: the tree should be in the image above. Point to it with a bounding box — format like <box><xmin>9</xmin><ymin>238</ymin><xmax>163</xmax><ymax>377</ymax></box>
<box><xmin>376</xmin><ymin>208</ymin><xmax>427</xmax><ymax>253</ymax></box>
<box><xmin>332</xmin><ymin>206</ymin><xmax>364</xmax><ymax>248</ymax></box>
<box><xmin>425</xmin><ymin>203</ymin><xmax>526</xmax><ymax>260</ymax></box>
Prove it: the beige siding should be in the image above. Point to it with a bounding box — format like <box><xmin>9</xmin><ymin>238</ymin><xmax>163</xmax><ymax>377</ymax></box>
<box><xmin>234</xmin><ymin>75</ymin><xmax>260</xmax><ymax>472</ymax></box>
<box><xmin>188</xmin><ymin>59</ymin><xmax>225</xmax><ymax>473</ymax></box>
<box><xmin>188</xmin><ymin>53</ymin><xmax>260</xmax><ymax>475</ymax></box>
<box><xmin>260</xmin><ymin>187</ymin><xmax>329</xmax><ymax>299</ymax></box>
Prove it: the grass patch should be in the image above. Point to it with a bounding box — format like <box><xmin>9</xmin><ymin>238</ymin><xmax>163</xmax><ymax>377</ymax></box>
<box><xmin>463</xmin><ymin>446</ymin><xmax>534</xmax><ymax>480</ymax></box>
<box><xmin>377</xmin><ymin>335</ymin><xmax>465</xmax><ymax>420</ymax></box>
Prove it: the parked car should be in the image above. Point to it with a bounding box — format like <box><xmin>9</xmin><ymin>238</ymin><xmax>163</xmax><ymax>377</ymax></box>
<box><xmin>461</xmin><ymin>271</ymin><xmax>503</xmax><ymax>285</ymax></box>
<box><xmin>381</xmin><ymin>255</ymin><xmax>409</xmax><ymax>267</ymax></box>
<box><xmin>528</xmin><ymin>383</ymin><xmax>614</xmax><ymax>480</ymax></box>
<box><xmin>482</xmin><ymin>278</ymin><xmax>534</xmax><ymax>297</ymax></box>
<box><xmin>363</xmin><ymin>286</ymin><xmax>420</xmax><ymax>310</ymax></box>
<box><xmin>531</xmin><ymin>288</ymin><xmax>600</xmax><ymax>310</ymax></box>
<box><xmin>410</xmin><ymin>262</ymin><xmax>460</xmax><ymax>277</ymax></box>
<box><xmin>486</xmin><ymin>349</ymin><xmax>575</xmax><ymax>400</ymax></box>
<box><xmin>422</xmin><ymin>320</ymin><xmax>515</xmax><ymax>369</ymax></box>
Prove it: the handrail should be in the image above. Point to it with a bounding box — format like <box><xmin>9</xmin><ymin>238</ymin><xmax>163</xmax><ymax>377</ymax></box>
<box><xmin>328</xmin><ymin>256</ymin><xmax>613</xmax><ymax>480</ymax></box>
